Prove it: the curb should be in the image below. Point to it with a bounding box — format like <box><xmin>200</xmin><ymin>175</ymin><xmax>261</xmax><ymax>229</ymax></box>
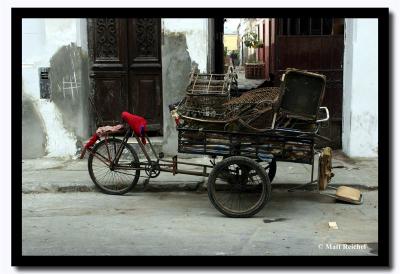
<box><xmin>22</xmin><ymin>182</ymin><xmax>377</xmax><ymax>194</ymax></box>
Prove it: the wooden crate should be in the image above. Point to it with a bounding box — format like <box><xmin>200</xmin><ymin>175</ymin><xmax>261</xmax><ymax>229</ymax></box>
<box><xmin>245</xmin><ymin>63</ymin><xmax>265</xmax><ymax>79</ymax></box>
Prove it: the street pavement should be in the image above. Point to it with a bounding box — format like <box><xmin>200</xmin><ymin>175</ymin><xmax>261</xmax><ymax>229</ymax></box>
<box><xmin>22</xmin><ymin>191</ymin><xmax>378</xmax><ymax>256</ymax></box>
<box><xmin>21</xmin><ymin>151</ymin><xmax>379</xmax><ymax>256</ymax></box>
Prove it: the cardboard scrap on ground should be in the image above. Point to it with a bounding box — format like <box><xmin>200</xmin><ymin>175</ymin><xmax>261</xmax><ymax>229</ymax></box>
<box><xmin>336</xmin><ymin>186</ymin><xmax>361</xmax><ymax>202</ymax></box>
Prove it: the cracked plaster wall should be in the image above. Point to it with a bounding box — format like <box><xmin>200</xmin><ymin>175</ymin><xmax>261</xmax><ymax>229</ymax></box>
<box><xmin>22</xmin><ymin>19</ymin><xmax>89</xmax><ymax>158</ymax></box>
<box><xmin>161</xmin><ymin>19</ymin><xmax>209</xmax><ymax>155</ymax></box>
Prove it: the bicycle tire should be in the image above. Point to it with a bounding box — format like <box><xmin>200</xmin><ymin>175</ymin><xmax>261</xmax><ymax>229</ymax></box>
<box><xmin>88</xmin><ymin>138</ymin><xmax>140</xmax><ymax>195</ymax></box>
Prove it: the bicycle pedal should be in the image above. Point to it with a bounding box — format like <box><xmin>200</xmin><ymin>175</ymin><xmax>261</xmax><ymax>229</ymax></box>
<box><xmin>143</xmin><ymin>178</ymin><xmax>150</xmax><ymax>186</ymax></box>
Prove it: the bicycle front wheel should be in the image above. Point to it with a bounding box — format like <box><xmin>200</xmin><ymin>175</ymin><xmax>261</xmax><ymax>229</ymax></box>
<box><xmin>88</xmin><ymin>138</ymin><xmax>140</xmax><ymax>195</ymax></box>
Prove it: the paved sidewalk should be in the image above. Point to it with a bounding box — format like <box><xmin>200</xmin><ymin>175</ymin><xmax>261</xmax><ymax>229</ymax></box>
<box><xmin>22</xmin><ymin>151</ymin><xmax>378</xmax><ymax>194</ymax></box>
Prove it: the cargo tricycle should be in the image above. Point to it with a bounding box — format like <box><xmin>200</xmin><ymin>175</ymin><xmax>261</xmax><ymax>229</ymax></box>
<box><xmin>82</xmin><ymin>68</ymin><xmax>335</xmax><ymax>218</ymax></box>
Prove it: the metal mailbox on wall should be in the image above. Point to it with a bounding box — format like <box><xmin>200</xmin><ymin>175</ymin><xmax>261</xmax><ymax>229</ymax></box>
<box><xmin>39</xmin><ymin>67</ymin><xmax>51</xmax><ymax>99</ymax></box>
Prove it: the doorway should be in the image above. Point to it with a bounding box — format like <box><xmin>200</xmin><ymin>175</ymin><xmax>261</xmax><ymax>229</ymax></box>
<box><xmin>87</xmin><ymin>18</ymin><xmax>163</xmax><ymax>134</ymax></box>
<box><xmin>223</xmin><ymin>18</ymin><xmax>269</xmax><ymax>83</ymax></box>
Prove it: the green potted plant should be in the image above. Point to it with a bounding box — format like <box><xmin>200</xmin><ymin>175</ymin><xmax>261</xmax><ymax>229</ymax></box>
<box><xmin>243</xmin><ymin>31</ymin><xmax>265</xmax><ymax>79</ymax></box>
<box><xmin>243</xmin><ymin>31</ymin><xmax>264</xmax><ymax>49</ymax></box>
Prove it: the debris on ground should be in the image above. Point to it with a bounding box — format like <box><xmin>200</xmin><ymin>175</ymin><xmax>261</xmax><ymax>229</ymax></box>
<box><xmin>263</xmin><ymin>218</ymin><xmax>287</xmax><ymax>223</ymax></box>
<box><xmin>329</xmin><ymin>221</ymin><xmax>339</xmax><ymax>229</ymax></box>
<box><xmin>336</xmin><ymin>186</ymin><xmax>362</xmax><ymax>203</ymax></box>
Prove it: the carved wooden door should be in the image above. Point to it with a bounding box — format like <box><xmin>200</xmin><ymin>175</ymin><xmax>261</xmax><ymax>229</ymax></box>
<box><xmin>88</xmin><ymin>18</ymin><xmax>162</xmax><ymax>134</ymax></box>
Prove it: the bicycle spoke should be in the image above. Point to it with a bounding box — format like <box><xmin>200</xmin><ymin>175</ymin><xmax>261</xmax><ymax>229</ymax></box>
<box><xmin>112</xmin><ymin>169</ymin><xmax>137</xmax><ymax>177</ymax></box>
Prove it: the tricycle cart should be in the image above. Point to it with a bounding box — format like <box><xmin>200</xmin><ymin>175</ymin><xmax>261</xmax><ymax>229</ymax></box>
<box><xmin>83</xmin><ymin>68</ymin><xmax>335</xmax><ymax>218</ymax></box>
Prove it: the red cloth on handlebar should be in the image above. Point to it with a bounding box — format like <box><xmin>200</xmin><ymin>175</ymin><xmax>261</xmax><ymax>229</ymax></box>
<box><xmin>121</xmin><ymin>111</ymin><xmax>147</xmax><ymax>144</ymax></box>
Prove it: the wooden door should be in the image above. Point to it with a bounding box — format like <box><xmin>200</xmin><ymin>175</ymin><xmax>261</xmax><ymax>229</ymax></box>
<box><xmin>88</xmin><ymin>18</ymin><xmax>163</xmax><ymax>133</ymax></box>
<box><xmin>88</xmin><ymin>18</ymin><xmax>128</xmax><ymax>126</ymax></box>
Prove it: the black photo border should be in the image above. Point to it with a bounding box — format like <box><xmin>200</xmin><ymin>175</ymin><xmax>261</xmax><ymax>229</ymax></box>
<box><xmin>12</xmin><ymin>7</ymin><xmax>390</xmax><ymax>268</ymax></box>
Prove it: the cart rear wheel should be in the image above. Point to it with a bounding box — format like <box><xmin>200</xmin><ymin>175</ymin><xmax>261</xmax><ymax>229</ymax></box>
<box><xmin>88</xmin><ymin>138</ymin><xmax>140</xmax><ymax>195</ymax></box>
<box><xmin>208</xmin><ymin>156</ymin><xmax>271</xmax><ymax>217</ymax></box>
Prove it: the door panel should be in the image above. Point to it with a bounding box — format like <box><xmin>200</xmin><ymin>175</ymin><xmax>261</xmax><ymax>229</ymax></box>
<box><xmin>92</xmin><ymin>72</ymin><xmax>128</xmax><ymax>124</ymax></box>
<box><xmin>90</xmin><ymin>18</ymin><xmax>127</xmax><ymax>70</ymax></box>
<box><xmin>88</xmin><ymin>18</ymin><xmax>129</xmax><ymax>126</ymax></box>
<box><xmin>128</xmin><ymin>18</ymin><xmax>161</xmax><ymax>65</ymax></box>
<box><xmin>127</xmin><ymin>18</ymin><xmax>163</xmax><ymax>132</ymax></box>
<box><xmin>129</xmin><ymin>72</ymin><xmax>162</xmax><ymax>131</ymax></box>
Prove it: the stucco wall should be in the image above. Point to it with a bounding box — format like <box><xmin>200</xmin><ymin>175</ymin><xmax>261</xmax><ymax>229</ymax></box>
<box><xmin>162</xmin><ymin>19</ymin><xmax>209</xmax><ymax>73</ymax></box>
<box><xmin>342</xmin><ymin>19</ymin><xmax>378</xmax><ymax>157</ymax></box>
<box><xmin>22</xmin><ymin>19</ymin><xmax>89</xmax><ymax>158</ymax></box>
<box><xmin>161</xmin><ymin>19</ymin><xmax>209</xmax><ymax>155</ymax></box>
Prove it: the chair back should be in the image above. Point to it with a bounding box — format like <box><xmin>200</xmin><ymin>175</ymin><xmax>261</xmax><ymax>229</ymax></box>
<box><xmin>276</xmin><ymin>69</ymin><xmax>326</xmax><ymax>122</ymax></box>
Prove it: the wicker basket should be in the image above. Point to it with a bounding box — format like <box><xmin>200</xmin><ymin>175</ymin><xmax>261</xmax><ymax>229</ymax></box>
<box><xmin>177</xmin><ymin>69</ymin><xmax>237</xmax><ymax>123</ymax></box>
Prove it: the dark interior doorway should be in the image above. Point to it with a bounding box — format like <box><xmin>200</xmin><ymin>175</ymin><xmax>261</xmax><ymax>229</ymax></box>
<box><xmin>213</xmin><ymin>18</ymin><xmax>225</xmax><ymax>74</ymax></box>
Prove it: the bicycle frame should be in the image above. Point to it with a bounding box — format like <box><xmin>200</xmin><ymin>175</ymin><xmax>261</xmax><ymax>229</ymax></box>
<box><xmin>87</xmin><ymin>127</ymin><xmax>213</xmax><ymax>180</ymax></box>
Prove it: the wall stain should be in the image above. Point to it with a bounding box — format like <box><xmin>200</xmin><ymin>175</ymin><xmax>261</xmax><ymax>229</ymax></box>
<box><xmin>22</xmin><ymin>90</ymin><xmax>47</xmax><ymax>158</ymax></box>
<box><xmin>49</xmin><ymin>42</ymin><xmax>90</xmax><ymax>143</ymax></box>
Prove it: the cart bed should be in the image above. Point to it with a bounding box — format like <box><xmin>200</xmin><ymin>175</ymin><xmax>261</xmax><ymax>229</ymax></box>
<box><xmin>178</xmin><ymin>127</ymin><xmax>315</xmax><ymax>165</ymax></box>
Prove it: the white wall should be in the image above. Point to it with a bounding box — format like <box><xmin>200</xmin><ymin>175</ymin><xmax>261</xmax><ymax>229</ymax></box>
<box><xmin>162</xmin><ymin>19</ymin><xmax>209</xmax><ymax>73</ymax></box>
<box><xmin>22</xmin><ymin>19</ymin><xmax>86</xmax><ymax>158</ymax></box>
<box><xmin>342</xmin><ymin>18</ymin><xmax>378</xmax><ymax>157</ymax></box>
<box><xmin>22</xmin><ymin>19</ymin><xmax>83</xmax><ymax>98</ymax></box>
